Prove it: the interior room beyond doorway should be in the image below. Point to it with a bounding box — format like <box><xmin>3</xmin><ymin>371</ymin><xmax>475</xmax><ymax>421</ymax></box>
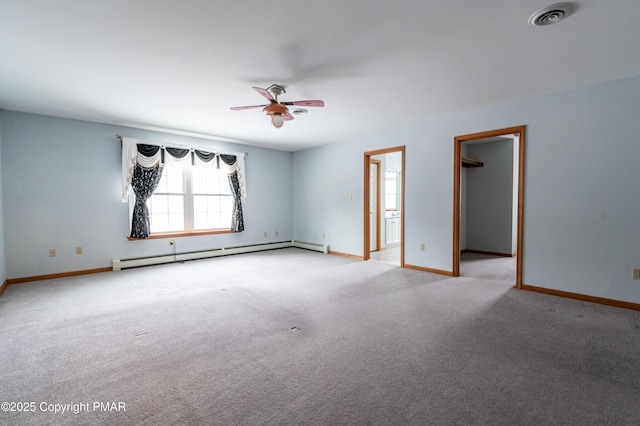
<box><xmin>364</xmin><ymin>147</ymin><xmax>405</xmax><ymax>267</ymax></box>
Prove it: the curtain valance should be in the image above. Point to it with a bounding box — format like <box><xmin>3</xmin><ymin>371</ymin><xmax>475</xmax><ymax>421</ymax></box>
<box><xmin>121</xmin><ymin>137</ymin><xmax>247</xmax><ymax>203</ymax></box>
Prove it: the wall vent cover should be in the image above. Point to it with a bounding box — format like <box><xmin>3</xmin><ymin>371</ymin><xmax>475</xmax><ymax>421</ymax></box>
<box><xmin>529</xmin><ymin>2</ymin><xmax>575</xmax><ymax>26</ymax></box>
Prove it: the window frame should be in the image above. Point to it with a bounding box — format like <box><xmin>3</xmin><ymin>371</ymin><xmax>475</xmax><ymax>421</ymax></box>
<box><xmin>128</xmin><ymin>163</ymin><xmax>234</xmax><ymax>241</ymax></box>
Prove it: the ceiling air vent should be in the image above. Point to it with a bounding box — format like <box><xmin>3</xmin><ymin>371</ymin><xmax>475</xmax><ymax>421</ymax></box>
<box><xmin>529</xmin><ymin>2</ymin><xmax>575</xmax><ymax>26</ymax></box>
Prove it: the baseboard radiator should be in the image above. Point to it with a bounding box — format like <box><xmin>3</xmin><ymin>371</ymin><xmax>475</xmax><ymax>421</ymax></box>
<box><xmin>291</xmin><ymin>240</ymin><xmax>329</xmax><ymax>254</ymax></box>
<box><xmin>113</xmin><ymin>240</ymin><xmax>329</xmax><ymax>271</ymax></box>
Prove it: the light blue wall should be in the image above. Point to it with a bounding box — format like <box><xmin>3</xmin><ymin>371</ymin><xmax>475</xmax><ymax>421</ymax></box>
<box><xmin>0</xmin><ymin>111</ymin><xmax>293</xmax><ymax>279</ymax></box>
<box><xmin>0</xmin><ymin>115</ymin><xmax>6</xmax><ymax>284</ymax></box>
<box><xmin>292</xmin><ymin>74</ymin><xmax>640</xmax><ymax>304</ymax></box>
<box><xmin>293</xmin><ymin>139</ymin><xmax>365</xmax><ymax>253</ymax></box>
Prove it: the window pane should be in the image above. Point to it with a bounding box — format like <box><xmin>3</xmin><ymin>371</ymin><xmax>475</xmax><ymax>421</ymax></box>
<box><xmin>220</xmin><ymin>196</ymin><xmax>233</xmax><ymax>214</ymax></box>
<box><xmin>193</xmin><ymin>212</ymin><xmax>207</xmax><ymax>229</ymax></box>
<box><xmin>219</xmin><ymin>174</ymin><xmax>231</xmax><ymax>195</ymax></box>
<box><xmin>168</xmin><ymin>213</ymin><xmax>184</xmax><ymax>231</ymax></box>
<box><xmin>155</xmin><ymin>166</ymin><xmax>184</xmax><ymax>194</ymax></box>
<box><xmin>193</xmin><ymin>167</ymin><xmax>231</xmax><ymax>195</ymax></box>
<box><xmin>168</xmin><ymin>195</ymin><xmax>183</xmax><ymax>213</ymax></box>
<box><xmin>193</xmin><ymin>196</ymin><xmax>207</xmax><ymax>213</ymax></box>
<box><xmin>192</xmin><ymin>167</ymin><xmax>206</xmax><ymax>193</ymax></box>
<box><xmin>149</xmin><ymin>194</ymin><xmax>184</xmax><ymax>232</ymax></box>
<box><xmin>207</xmin><ymin>196</ymin><xmax>221</xmax><ymax>212</ymax></box>
<box><xmin>193</xmin><ymin>195</ymin><xmax>232</xmax><ymax>230</ymax></box>
<box><xmin>151</xmin><ymin>195</ymin><xmax>168</xmax><ymax>213</ymax></box>
<box><xmin>385</xmin><ymin>174</ymin><xmax>397</xmax><ymax>210</ymax></box>
<box><xmin>209</xmin><ymin>213</ymin><xmax>224</xmax><ymax>229</ymax></box>
<box><xmin>150</xmin><ymin>213</ymin><xmax>169</xmax><ymax>233</ymax></box>
<box><xmin>150</xmin><ymin>212</ymin><xmax>184</xmax><ymax>233</ymax></box>
<box><xmin>167</xmin><ymin>171</ymin><xmax>184</xmax><ymax>193</ymax></box>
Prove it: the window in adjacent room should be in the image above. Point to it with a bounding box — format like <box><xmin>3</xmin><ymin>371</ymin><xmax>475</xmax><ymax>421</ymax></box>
<box><xmin>385</xmin><ymin>170</ymin><xmax>398</xmax><ymax>210</ymax></box>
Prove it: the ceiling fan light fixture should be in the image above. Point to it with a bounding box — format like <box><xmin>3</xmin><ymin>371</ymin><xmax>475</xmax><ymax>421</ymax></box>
<box><xmin>263</xmin><ymin>103</ymin><xmax>288</xmax><ymax>128</ymax></box>
<box><xmin>529</xmin><ymin>2</ymin><xmax>575</xmax><ymax>27</ymax></box>
<box><xmin>271</xmin><ymin>114</ymin><xmax>284</xmax><ymax>128</ymax></box>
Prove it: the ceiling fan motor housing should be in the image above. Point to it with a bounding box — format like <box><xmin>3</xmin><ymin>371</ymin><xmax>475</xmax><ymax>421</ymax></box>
<box><xmin>267</xmin><ymin>84</ymin><xmax>286</xmax><ymax>99</ymax></box>
<box><xmin>263</xmin><ymin>103</ymin><xmax>288</xmax><ymax>116</ymax></box>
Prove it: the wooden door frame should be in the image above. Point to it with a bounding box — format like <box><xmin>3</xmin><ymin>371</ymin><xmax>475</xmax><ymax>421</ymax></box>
<box><xmin>453</xmin><ymin>126</ymin><xmax>525</xmax><ymax>288</ymax></box>
<box><xmin>364</xmin><ymin>146</ymin><xmax>405</xmax><ymax>265</ymax></box>
<box><xmin>369</xmin><ymin>159</ymin><xmax>382</xmax><ymax>252</ymax></box>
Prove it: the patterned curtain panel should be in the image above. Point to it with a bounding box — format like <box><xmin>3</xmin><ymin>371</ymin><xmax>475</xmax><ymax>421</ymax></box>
<box><xmin>228</xmin><ymin>170</ymin><xmax>244</xmax><ymax>232</ymax></box>
<box><xmin>130</xmin><ymin>163</ymin><xmax>165</xmax><ymax>238</ymax></box>
<box><xmin>220</xmin><ymin>154</ymin><xmax>244</xmax><ymax>232</ymax></box>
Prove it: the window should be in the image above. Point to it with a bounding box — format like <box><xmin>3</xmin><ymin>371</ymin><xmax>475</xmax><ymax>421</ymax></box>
<box><xmin>385</xmin><ymin>171</ymin><xmax>398</xmax><ymax>210</ymax></box>
<box><xmin>148</xmin><ymin>163</ymin><xmax>232</xmax><ymax>234</ymax></box>
<box><xmin>123</xmin><ymin>138</ymin><xmax>245</xmax><ymax>239</ymax></box>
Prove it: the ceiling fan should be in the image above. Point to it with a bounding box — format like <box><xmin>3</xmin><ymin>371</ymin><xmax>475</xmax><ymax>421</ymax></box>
<box><xmin>230</xmin><ymin>84</ymin><xmax>325</xmax><ymax>128</ymax></box>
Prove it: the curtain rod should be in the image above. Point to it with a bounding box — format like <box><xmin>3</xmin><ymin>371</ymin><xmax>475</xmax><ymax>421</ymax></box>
<box><xmin>116</xmin><ymin>135</ymin><xmax>248</xmax><ymax>156</ymax></box>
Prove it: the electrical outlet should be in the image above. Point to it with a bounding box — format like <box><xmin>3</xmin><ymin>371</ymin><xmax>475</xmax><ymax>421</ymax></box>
<box><xmin>275</xmin><ymin>230</ymin><xmax>279</xmax><ymax>237</ymax></box>
<box><xmin>633</xmin><ymin>268</ymin><xmax>640</xmax><ymax>280</ymax></box>
<box><xmin>264</xmin><ymin>231</ymin><xmax>268</xmax><ymax>237</ymax></box>
<box><xmin>419</xmin><ymin>243</ymin><xmax>425</xmax><ymax>251</ymax></box>
<box><xmin>322</xmin><ymin>232</ymin><xmax>326</xmax><ymax>239</ymax></box>
<box><xmin>49</xmin><ymin>249</ymin><xmax>56</xmax><ymax>257</ymax></box>
<box><xmin>76</xmin><ymin>246</ymin><xmax>83</xmax><ymax>255</ymax></box>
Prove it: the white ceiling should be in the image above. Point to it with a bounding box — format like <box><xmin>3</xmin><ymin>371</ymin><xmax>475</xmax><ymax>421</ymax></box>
<box><xmin>1</xmin><ymin>1</ymin><xmax>640</xmax><ymax>152</ymax></box>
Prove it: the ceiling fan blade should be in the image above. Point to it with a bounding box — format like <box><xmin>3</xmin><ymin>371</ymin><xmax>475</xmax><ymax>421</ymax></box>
<box><xmin>283</xmin><ymin>100</ymin><xmax>325</xmax><ymax>107</ymax></box>
<box><xmin>253</xmin><ymin>87</ymin><xmax>275</xmax><ymax>102</ymax></box>
<box><xmin>230</xmin><ymin>104</ymin><xmax>267</xmax><ymax>111</ymax></box>
<box><xmin>283</xmin><ymin>111</ymin><xmax>295</xmax><ymax>121</ymax></box>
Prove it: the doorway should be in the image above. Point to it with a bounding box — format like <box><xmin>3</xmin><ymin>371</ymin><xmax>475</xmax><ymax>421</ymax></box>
<box><xmin>453</xmin><ymin>126</ymin><xmax>525</xmax><ymax>288</ymax></box>
<box><xmin>369</xmin><ymin>159</ymin><xmax>381</xmax><ymax>252</ymax></box>
<box><xmin>364</xmin><ymin>146</ymin><xmax>405</xmax><ymax>266</ymax></box>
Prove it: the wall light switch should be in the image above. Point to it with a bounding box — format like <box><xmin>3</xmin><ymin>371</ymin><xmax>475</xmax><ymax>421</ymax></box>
<box><xmin>633</xmin><ymin>268</ymin><xmax>640</xmax><ymax>280</ymax></box>
<box><xmin>49</xmin><ymin>249</ymin><xmax>56</xmax><ymax>257</ymax></box>
<box><xmin>76</xmin><ymin>246</ymin><xmax>83</xmax><ymax>255</ymax></box>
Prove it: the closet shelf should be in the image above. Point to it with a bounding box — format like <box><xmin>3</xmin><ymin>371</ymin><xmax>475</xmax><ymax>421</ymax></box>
<box><xmin>462</xmin><ymin>156</ymin><xmax>484</xmax><ymax>168</ymax></box>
